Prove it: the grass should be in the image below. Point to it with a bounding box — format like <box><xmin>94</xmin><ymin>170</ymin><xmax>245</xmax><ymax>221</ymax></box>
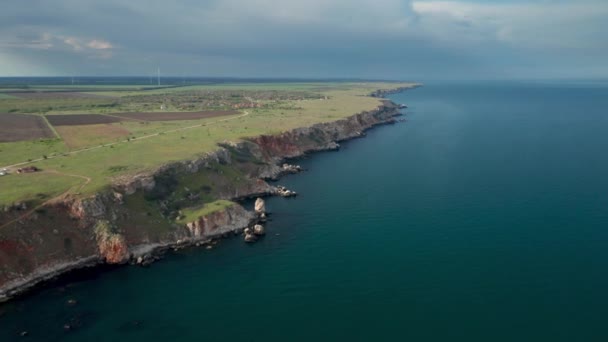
<box><xmin>0</xmin><ymin>82</ymin><xmax>417</xmax><ymax>205</ymax></box>
<box><xmin>0</xmin><ymin>97</ymin><xmax>118</xmax><ymax>114</ymax></box>
<box><xmin>0</xmin><ymin>139</ymin><xmax>67</xmax><ymax>166</ymax></box>
<box><xmin>119</xmin><ymin>191</ymin><xmax>175</xmax><ymax>240</ymax></box>
<box><xmin>0</xmin><ymin>93</ymin><xmax>18</xmax><ymax>99</ymax></box>
<box><xmin>177</xmin><ymin>200</ymin><xmax>235</xmax><ymax>224</ymax></box>
<box><xmin>0</xmin><ymin>171</ymin><xmax>82</xmax><ymax>206</ymax></box>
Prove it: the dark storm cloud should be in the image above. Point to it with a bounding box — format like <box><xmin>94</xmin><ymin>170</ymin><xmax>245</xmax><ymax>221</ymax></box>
<box><xmin>1</xmin><ymin>0</ymin><xmax>607</xmax><ymax>79</ymax></box>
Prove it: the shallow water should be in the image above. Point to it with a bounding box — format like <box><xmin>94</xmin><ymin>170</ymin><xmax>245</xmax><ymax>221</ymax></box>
<box><xmin>2</xmin><ymin>81</ymin><xmax>608</xmax><ymax>341</ymax></box>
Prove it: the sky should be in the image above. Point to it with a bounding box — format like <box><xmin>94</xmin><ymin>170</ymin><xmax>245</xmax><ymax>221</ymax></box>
<box><xmin>0</xmin><ymin>0</ymin><xmax>607</xmax><ymax>80</ymax></box>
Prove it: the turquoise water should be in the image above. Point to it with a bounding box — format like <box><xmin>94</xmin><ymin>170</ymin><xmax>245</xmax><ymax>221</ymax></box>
<box><xmin>2</xmin><ymin>81</ymin><xmax>608</xmax><ymax>341</ymax></box>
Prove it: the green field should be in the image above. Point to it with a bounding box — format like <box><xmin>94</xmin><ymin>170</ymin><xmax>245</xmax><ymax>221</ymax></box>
<box><xmin>0</xmin><ymin>82</ymin><xmax>415</xmax><ymax>205</ymax></box>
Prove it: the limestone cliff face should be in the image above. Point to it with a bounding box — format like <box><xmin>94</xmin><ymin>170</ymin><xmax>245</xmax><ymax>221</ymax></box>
<box><xmin>69</xmin><ymin>196</ymin><xmax>107</xmax><ymax>221</ymax></box>
<box><xmin>186</xmin><ymin>204</ymin><xmax>254</xmax><ymax>240</ymax></box>
<box><xmin>250</xmin><ymin>102</ymin><xmax>398</xmax><ymax>161</ymax></box>
<box><xmin>0</xmin><ymin>97</ymin><xmax>402</xmax><ymax>302</ymax></box>
<box><xmin>94</xmin><ymin>221</ymin><xmax>130</xmax><ymax>264</ymax></box>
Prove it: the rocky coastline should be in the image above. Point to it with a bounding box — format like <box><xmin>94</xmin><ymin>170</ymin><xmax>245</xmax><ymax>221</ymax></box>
<box><xmin>371</xmin><ymin>84</ymin><xmax>420</xmax><ymax>98</ymax></box>
<box><xmin>0</xmin><ymin>89</ymin><xmax>409</xmax><ymax>303</ymax></box>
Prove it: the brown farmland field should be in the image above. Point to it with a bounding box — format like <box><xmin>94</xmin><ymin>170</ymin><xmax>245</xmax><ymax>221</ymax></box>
<box><xmin>0</xmin><ymin>113</ymin><xmax>55</xmax><ymax>142</ymax></box>
<box><xmin>114</xmin><ymin>110</ymin><xmax>238</xmax><ymax>121</ymax></box>
<box><xmin>46</xmin><ymin>114</ymin><xmax>130</xmax><ymax>126</ymax></box>
<box><xmin>55</xmin><ymin>124</ymin><xmax>131</xmax><ymax>149</ymax></box>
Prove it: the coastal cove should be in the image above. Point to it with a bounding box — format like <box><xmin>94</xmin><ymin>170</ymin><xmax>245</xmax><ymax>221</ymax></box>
<box><xmin>3</xmin><ymin>81</ymin><xmax>608</xmax><ymax>341</ymax></box>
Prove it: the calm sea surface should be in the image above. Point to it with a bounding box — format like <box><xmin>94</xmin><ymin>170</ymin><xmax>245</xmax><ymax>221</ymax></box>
<box><xmin>2</xmin><ymin>81</ymin><xmax>608</xmax><ymax>341</ymax></box>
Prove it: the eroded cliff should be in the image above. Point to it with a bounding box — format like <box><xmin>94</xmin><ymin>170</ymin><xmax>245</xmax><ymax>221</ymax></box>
<box><xmin>0</xmin><ymin>99</ymin><xmax>402</xmax><ymax>301</ymax></box>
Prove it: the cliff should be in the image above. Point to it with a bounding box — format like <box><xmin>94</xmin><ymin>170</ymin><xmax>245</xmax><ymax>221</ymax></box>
<box><xmin>0</xmin><ymin>98</ymin><xmax>403</xmax><ymax>302</ymax></box>
<box><xmin>371</xmin><ymin>85</ymin><xmax>421</xmax><ymax>98</ymax></box>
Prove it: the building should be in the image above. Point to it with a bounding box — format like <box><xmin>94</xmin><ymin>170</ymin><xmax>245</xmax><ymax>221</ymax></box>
<box><xmin>16</xmin><ymin>166</ymin><xmax>40</xmax><ymax>174</ymax></box>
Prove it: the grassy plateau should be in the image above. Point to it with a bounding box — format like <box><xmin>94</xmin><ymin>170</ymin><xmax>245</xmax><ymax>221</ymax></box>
<box><xmin>0</xmin><ymin>81</ymin><xmax>415</xmax><ymax>206</ymax></box>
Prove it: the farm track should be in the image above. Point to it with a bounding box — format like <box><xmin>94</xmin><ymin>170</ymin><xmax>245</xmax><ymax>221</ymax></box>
<box><xmin>44</xmin><ymin>110</ymin><xmax>238</xmax><ymax>126</ymax></box>
<box><xmin>45</xmin><ymin>114</ymin><xmax>129</xmax><ymax>126</ymax></box>
<box><xmin>39</xmin><ymin>114</ymin><xmax>61</xmax><ymax>139</ymax></box>
<box><xmin>109</xmin><ymin>110</ymin><xmax>238</xmax><ymax>122</ymax></box>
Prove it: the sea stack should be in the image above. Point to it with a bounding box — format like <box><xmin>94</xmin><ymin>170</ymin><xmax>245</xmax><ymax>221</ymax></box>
<box><xmin>254</xmin><ymin>197</ymin><xmax>266</xmax><ymax>216</ymax></box>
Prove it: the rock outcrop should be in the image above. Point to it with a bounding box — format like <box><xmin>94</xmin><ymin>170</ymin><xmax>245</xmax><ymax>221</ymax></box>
<box><xmin>185</xmin><ymin>204</ymin><xmax>254</xmax><ymax>240</ymax></box>
<box><xmin>94</xmin><ymin>221</ymin><xmax>129</xmax><ymax>264</ymax></box>
<box><xmin>254</xmin><ymin>198</ymin><xmax>266</xmax><ymax>215</ymax></box>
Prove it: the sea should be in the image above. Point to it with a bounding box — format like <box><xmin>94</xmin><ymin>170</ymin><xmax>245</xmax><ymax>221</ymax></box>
<box><xmin>2</xmin><ymin>80</ymin><xmax>608</xmax><ymax>341</ymax></box>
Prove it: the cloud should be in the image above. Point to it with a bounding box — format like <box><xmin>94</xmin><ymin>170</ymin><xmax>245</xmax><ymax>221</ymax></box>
<box><xmin>0</xmin><ymin>32</ymin><xmax>54</xmax><ymax>50</ymax></box>
<box><xmin>87</xmin><ymin>39</ymin><xmax>112</xmax><ymax>50</ymax></box>
<box><xmin>64</xmin><ymin>37</ymin><xmax>82</xmax><ymax>51</ymax></box>
<box><xmin>0</xmin><ymin>0</ymin><xmax>606</xmax><ymax>79</ymax></box>
<box><xmin>411</xmin><ymin>1</ymin><xmax>608</xmax><ymax>50</ymax></box>
<box><xmin>1</xmin><ymin>31</ymin><xmax>113</xmax><ymax>53</ymax></box>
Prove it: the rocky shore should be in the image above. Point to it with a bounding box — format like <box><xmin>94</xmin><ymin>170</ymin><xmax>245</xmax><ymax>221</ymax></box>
<box><xmin>0</xmin><ymin>90</ymin><xmax>409</xmax><ymax>302</ymax></box>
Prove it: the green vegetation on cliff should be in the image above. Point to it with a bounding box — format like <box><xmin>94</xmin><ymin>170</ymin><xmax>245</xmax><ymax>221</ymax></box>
<box><xmin>177</xmin><ymin>200</ymin><xmax>236</xmax><ymax>224</ymax></box>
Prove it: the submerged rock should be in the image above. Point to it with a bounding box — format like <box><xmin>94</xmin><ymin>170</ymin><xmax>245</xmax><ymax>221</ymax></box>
<box><xmin>281</xmin><ymin>163</ymin><xmax>302</xmax><ymax>174</ymax></box>
<box><xmin>327</xmin><ymin>142</ymin><xmax>340</xmax><ymax>150</ymax></box>
<box><xmin>244</xmin><ymin>233</ymin><xmax>257</xmax><ymax>243</ymax></box>
<box><xmin>135</xmin><ymin>254</ymin><xmax>156</xmax><ymax>267</ymax></box>
<box><xmin>276</xmin><ymin>186</ymin><xmax>297</xmax><ymax>197</ymax></box>
<box><xmin>117</xmin><ymin>320</ymin><xmax>144</xmax><ymax>333</ymax></box>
